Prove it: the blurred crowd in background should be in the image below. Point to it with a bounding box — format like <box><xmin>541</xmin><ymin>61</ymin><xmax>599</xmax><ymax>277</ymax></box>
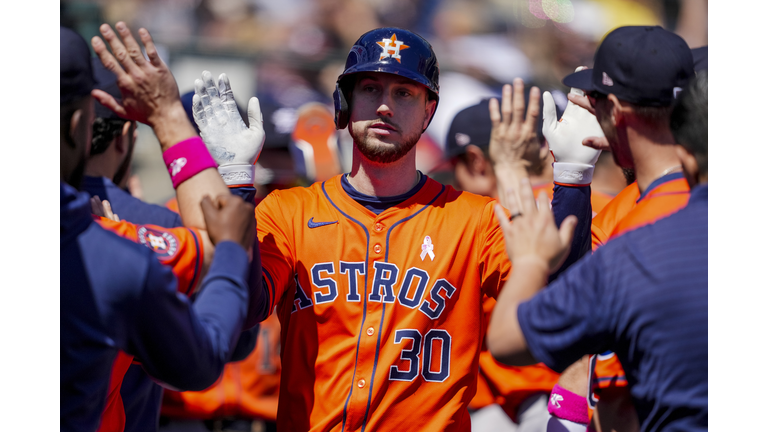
<box><xmin>61</xmin><ymin>0</ymin><xmax>707</xmax><ymax>204</ymax></box>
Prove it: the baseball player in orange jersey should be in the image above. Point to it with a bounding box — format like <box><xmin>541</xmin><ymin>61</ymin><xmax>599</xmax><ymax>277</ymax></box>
<box><xmin>189</xmin><ymin>28</ymin><xmax>596</xmax><ymax>431</ymax></box>
<box><xmin>539</xmin><ymin>26</ymin><xmax>697</xmax><ymax>431</ymax></box>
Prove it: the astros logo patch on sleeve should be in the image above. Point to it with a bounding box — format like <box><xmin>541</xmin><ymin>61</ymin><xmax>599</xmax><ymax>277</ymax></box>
<box><xmin>137</xmin><ymin>226</ymin><xmax>179</xmax><ymax>259</ymax></box>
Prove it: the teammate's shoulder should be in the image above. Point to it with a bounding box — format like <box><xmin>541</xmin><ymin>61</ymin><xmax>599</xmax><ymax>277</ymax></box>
<box><xmin>593</xmin><ymin>182</ymin><xmax>639</xmax><ymax>221</ymax></box>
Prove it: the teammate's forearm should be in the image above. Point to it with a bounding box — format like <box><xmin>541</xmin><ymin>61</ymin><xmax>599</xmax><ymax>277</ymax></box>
<box><xmin>133</xmin><ymin>241</ymin><xmax>249</xmax><ymax>390</ymax></box>
<box><xmin>149</xmin><ymin>103</ymin><xmax>198</xmax><ymax>152</ymax></box>
<box><xmin>175</xmin><ymin>170</ymin><xmax>230</xmax><ymax>230</ymax></box>
<box><xmin>493</xmin><ymin>161</ymin><xmax>529</xmax><ymax>209</ymax></box>
<box><xmin>487</xmin><ymin>258</ymin><xmax>548</xmax><ymax>365</ymax></box>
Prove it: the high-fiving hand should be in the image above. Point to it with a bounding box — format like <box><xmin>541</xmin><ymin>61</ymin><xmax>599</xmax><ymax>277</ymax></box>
<box><xmin>488</xmin><ymin>78</ymin><xmax>542</xmax><ymax>172</ymax></box>
<box><xmin>192</xmin><ymin>71</ymin><xmax>265</xmax><ymax>186</ymax></box>
<box><xmin>90</xmin><ymin>22</ymin><xmax>196</xmax><ymax>147</ymax></box>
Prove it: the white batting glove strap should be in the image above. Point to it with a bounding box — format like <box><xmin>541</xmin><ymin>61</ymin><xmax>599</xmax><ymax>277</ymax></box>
<box><xmin>553</xmin><ymin>162</ymin><xmax>594</xmax><ymax>185</ymax></box>
<box><xmin>218</xmin><ymin>164</ymin><xmax>255</xmax><ymax>186</ymax></box>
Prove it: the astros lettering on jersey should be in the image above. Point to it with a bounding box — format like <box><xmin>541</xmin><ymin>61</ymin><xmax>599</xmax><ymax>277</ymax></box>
<box><xmin>256</xmin><ymin>175</ymin><xmax>510</xmax><ymax>431</ymax></box>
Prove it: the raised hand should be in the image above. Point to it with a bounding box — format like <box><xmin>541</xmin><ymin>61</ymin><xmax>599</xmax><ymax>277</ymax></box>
<box><xmin>488</xmin><ymin>78</ymin><xmax>542</xmax><ymax>172</ymax></box>
<box><xmin>488</xmin><ymin>78</ymin><xmax>541</xmax><ymax>209</ymax></box>
<box><xmin>542</xmin><ymin>67</ymin><xmax>606</xmax><ymax>185</ymax></box>
<box><xmin>192</xmin><ymin>71</ymin><xmax>265</xmax><ymax>186</ymax></box>
<box><xmin>493</xmin><ymin>178</ymin><xmax>577</xmax><ymax>274</ymax></box>
<box><xmin>201</xmin><ymin>194</ymin><xmax>256</xmax><ymax>251</ymax></box>
<box><xmin>90</xmin><ymin>22</ymin><xmax>196</xmax><ymax>148</ymax></box>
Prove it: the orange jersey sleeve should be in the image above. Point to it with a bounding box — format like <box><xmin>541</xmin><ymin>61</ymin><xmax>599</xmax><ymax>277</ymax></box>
<box><xmin>95</xmin><ymin>218</ymin><xmax>204</xmax><ymax>297</ymax></box>
<box><xmin>609</xmin><ymin>178</ymin><xmax>689</xmax><ymax>239</ymax></box>
<box><xmin>590</xmin><ymin>190</ymin><xmax>614</xmax><ymax>215</ymax></box>
<box><xmin>590</xmin><ymin>183</ymin><xmax>640</xmax><ymax>250</ymax></box>
<box><xmin>255</xmin><ymin>191</ymin><xmax>298</xmax><ymax>313</ymax></box>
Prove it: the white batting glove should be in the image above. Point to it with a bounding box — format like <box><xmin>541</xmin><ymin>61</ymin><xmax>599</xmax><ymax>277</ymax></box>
<box><xmin>542</xmin><ymin>68</ymin><xmax>604</xmax><ymax>185</ymax></box>
<box><xmin>192</xmin><ymin>71</ymin><xmax>265</xmax><ymax>186</ymax></box>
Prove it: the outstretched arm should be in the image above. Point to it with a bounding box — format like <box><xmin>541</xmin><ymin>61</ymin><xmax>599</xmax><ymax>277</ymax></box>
<box><xmin>92</xmin><ymin>22</ymin><xmax>268</xmax><ymax>327</ymax></box>
<box><xmin>91</xmin><ymin>22</ymin><xmax>229</xmax><ymax>233</ymax></box>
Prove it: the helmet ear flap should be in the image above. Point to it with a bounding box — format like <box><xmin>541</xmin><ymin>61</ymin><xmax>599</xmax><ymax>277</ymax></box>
<box><xmin>333</xmin><ymin>82</ymin><xmax>349</xmax><ymax>130</ymax></box>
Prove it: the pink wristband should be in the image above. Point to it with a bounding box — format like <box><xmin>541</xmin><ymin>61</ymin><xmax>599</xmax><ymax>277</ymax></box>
<box><xmin>162</xmin><ymin>137</ymin><xmax>218</xmax><ymax>189</ymax></box>
<box><xmin>548</xmin><ymin>384</ymin><xmax>590</xmax><ymax>425</ymax></box>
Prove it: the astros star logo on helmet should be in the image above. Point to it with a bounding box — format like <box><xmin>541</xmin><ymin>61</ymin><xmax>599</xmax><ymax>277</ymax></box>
<box><xmin>377</xmin><ymin>34</ymin><xmax>410</xmax><ymax>63</ymax></box>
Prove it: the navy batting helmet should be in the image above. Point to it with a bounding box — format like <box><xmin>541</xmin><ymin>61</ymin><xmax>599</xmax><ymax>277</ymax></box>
<box><xmin>333</xmin><ymin>27</ymin><xmax>440</xmax><ymax>130</ymax></box>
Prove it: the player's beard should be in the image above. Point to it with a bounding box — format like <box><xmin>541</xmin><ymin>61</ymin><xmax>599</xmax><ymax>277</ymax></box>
<box><xmin>351</xmin><ymin>121</ymin><xmax>421</xmax><ymax>164</ymax></box>
<box><xmin>595</xmin><ymin>105</ymin><xmax>633</xmax><ymax>169</ymax></box>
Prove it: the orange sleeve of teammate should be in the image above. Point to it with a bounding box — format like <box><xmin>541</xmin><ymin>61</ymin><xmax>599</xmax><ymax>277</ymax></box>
<box><xmin>96</xmin><ymin>218</ymin><xmax>205</xmax><ymax>297</ymax></box>
<box><xmin>590</xmin><ymin>183</ymin><xmax>640</xmax><ymax>250</ymax></box>
<box><xmin>609</xmin><ymin>186</ymin><xmax>689</xmax><ymax>239</ymax></box>
<box><xmin>477</xmin><ymin>201</ymin><xmax>512</xmax><ymax>300</ymax></box>
<box><xmin>255</xmin><ymin>190</ymin><xmax>296</xmax><ymax>311</ymax></box>
<box><xmin>590</xmin><ymin>191</ymin><xmax>614</xmax><ymax>215</ymax></box>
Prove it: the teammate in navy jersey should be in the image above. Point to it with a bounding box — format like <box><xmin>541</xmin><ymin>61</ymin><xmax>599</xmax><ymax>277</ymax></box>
<box><xmin>487</xmin><ymin>70</ymin><xmax>708</xmax><ymax>432</ymax></box>
<box><xmin>60</xmin><ymin>25</ymin><xmax>263</xmax><ymax>432</ymax></box>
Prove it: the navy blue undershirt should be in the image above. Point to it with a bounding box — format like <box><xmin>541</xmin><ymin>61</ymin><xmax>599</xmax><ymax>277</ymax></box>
<box><xmin>340</xmin><ymin>171</ymin><xmax>428</xmax><ymax>214</ymax></box>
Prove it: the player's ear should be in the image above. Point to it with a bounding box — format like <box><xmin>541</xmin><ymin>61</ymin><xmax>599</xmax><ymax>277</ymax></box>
<box><xmin>115</xmin><ymin>120</ymin><xmax>132</xmax><ymax>154</ymax></box>
<box><xmin>465</xmin><ymin>145</ymin><xmax>490</xmax><ymax>176</ymax></box>
<box><xmin>68</xmin><ymin>108</ymin><xmax>83</xmax><ymax>150</ymax></box>
<box><xmin>607</xmin><ymin>94</ymin><xmax>624</xmax><ymax>126</ymax></box>
<box><xmin>423</xmin><ymin>98</ymin><xmax>437</xmax><ymax>130</ymax></box>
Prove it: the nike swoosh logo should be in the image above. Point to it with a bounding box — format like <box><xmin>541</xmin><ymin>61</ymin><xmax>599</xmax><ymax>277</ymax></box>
<box><xmin>308</xmin><ymin>217</ymin><xmax>338</xmax><ymax>229</ymax></box>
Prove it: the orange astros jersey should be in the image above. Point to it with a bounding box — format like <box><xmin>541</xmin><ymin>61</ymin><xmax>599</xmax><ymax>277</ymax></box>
<box><xmin>256</xmin><ymin>174</ymin><xmax>510</xmax><ymax>431</ymax></box>
<box><xmin>588</xmin><ymin>175</ymin><xmax>689</xmax><ymax>404</ymax></box>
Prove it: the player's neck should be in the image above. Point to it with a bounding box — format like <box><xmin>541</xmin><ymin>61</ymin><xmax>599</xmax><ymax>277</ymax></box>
<box><xmin>627</xmin><ymin>128</ymin><xmax>681</xmax><ymax>194</ymax></box>
<box><xmin>347</xmin><ymin>146</ymin><xmax>420</xmax><ymax>197</ymax></box>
